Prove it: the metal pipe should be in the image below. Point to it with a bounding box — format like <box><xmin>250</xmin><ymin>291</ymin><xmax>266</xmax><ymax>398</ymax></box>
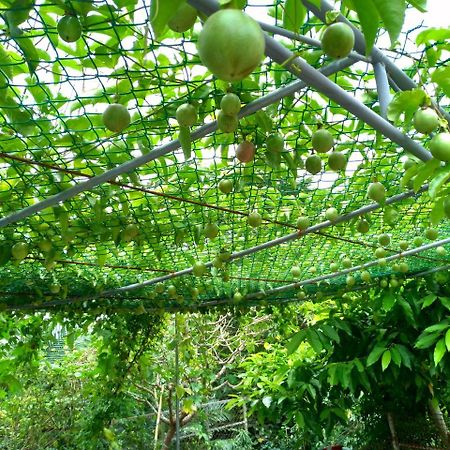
<box><xmin>301</xmin><ymin>0</ymin><xmax>450</xmax><ymax>126</ymax></box>
<box><xmin>245</xmin><ymin>238</ymin><xmax>450</xmax><ymax>300</ymax></box>
<box><xmin>102</xmin><ymin>185</ymin><xmax>428</xmax><ymax>296</ymax></box>
<box><xmin>373</xmin><ymin>61</ymin><xmax>391</xmax><ymax>119</ymax></box>
<box><xmin>0</xmin><ymin>58</ymin><xmax>356</xmax><ymax>229</ymax></box>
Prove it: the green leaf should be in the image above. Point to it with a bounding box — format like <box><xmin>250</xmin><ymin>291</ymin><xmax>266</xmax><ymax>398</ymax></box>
<box><xmin>390</xmin><ymin>346</ymin><xmax>402</xmax><ymax>366</ymax></box>
<box><xmin>387</xmin><ymin>88</ymin><xmax>426</xmax><ymax>124</ymax></box>
<box><xmin>429</xmin><ymin>166</ymin><xmax>450</xmax><ymax>199</ymax></box>
<box><xmin>286</xmin><ymin>329</ymin><xmax>306</xmax><ymax>355</ymax></box>
<box><xmin>373</xmin><ymin>0</ymin><xmax>406</xmax><ymax>46</ymax></box>
<box><xmin>413</xmin><ymin>158</ymin><xmax>440</xmax><ymax>192</ymax></box>
<box><xmin>150</xmin><ymin>0</ymin><xmax>184</xmax><ymax>39</ymax></box>
<box><xmin>445</xmin><ymin>329</ymin><xmax>450</xmax><ymax>352</ymax></box>
<box><xmin>423</xmin><ymin>321</ymin><xmax>450</xmax><ymax>333</ymax></box>
<box><xmin>307</xmin><ymin>329</ymin><xmax>323</xmax><ymax>353</ymax></box>
<box><xmin>12</xmin><ymin>35</ymin><xmax>39</xmax><ymax>75</ymax></box>
<box><xmin>320</xmin><ymin>324</ymin><xmax>340</xmax><ymax>343</ymax></box>
<box><xmin>416</xmin><ymin>331</ymin><xmax>440</xmax><ymax>349</ymax></box>
<box><xmin>382</xmin><ymin>291</ymin><xmax>396</xmax><ymax>312</ymax></box>
<box><xmin>422</xmin><ymin>293</ymin><xmax>437</xmax><ymax>309</ymax></box>
<box><xmin>407</xmin><ymin>0</ymin><xmax>427</xmax><ymax>12</ymax></box>
<box><xmin>416</xmin><ymin>27</ymin><xmax>450</xmax><ymax>45</ymax></box>
<box><xmin>396</xmin><ymin>344</ymin><xmax>412</xmax><ymax>368</ymax></box>
<box><xmin>432</xmin><ymin>66</ymin><xmax>450</xmax><ymax>97</ymax></box>
<box><xmin>283</xmin><ymin>0</ymin><xmax>306</xmax><ymax>33</ymax></box>
<box><xmin>381</xmin><ymin>349</ymin><xmax>391</xmax><ymax>371</ymax></box>
<box><xmin>367</xmin><ymin>345</ymin><xmax>386</xmax><ymax>367</ymax></box>
<box><xmin>434</xmin><ymin>338</ymin><xmax>446</xmax><ymax>366</ymax></box>
<box><xmin>352</xmin><ymin>0</ymin><xmax>380</xmax><ymax>54</ymax></box>
<box><xmin>401</xmin><ymin>163</ymin><xmax>420</xmax><ymax>189</ymax></box>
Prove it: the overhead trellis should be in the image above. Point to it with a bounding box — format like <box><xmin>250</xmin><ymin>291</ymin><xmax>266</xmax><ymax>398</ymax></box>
<box><xmin>0</xmin><ymin>0</ymin><xmax>448</xmax><ymax>312</ymax></box>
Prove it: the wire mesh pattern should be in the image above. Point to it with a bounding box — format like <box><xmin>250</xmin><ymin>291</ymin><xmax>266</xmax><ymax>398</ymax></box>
<box><xmin>0</xmin><ymin>0</ymin><xmax>448</xmax><ymax>312</ymax></box>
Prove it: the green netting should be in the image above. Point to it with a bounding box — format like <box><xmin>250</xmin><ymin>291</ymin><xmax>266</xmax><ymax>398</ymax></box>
<box><xmin>0</xmin><ymin>0</ymin><xmax>448</xmax><ymax>312</ymax></box>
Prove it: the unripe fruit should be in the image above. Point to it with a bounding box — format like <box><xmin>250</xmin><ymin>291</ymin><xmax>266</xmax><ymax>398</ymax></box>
<box><xmin>248</xmin><ymin>211</ymin><xmax>262</xmax><ymax>228</ymax></box>
<box><xmin>399</xmin><ymin>262</ymin><xmax>409</xmax><ymax>273</ymax></box>
<box><xmin>155</xmin><ymin>282</ymin><xmax>164</xmax><ymax>294</ymax></box>
<box><xmin>123</xmin><ymin>224</ymin><xmax>139</xmax><ymax>242</ymax></box>
<box><xmin>436</xmin><ymin>246</ymin><xmax>446</xmax><ymax>256</ymax></box>
<box><xmin>413</xmin><ymin>236</ymin><xmax>424</xmax><ymax>247</ymax></box>
<box><xmin>217</xmin><ymin>110</ymin><xmax>238</xmax><ymax>133</ymax></box>
<box><xmin>384</xmin><ymin>207</ymin><xmax>399</xmax><ymax>226</ymax></box>
<box><xmin>378</xmin><ymin>258</ymin><xmax>387</xmax><ymax>266</ymax></box>
<box><xmin>57</xmin><ymin>15</ymin><xmax>82</xmax><ymax>43</ymax></box>
<box><xmin>367</xmin><ymin>182</ymin><xmax>386</xmax><ymax>203</ymax></box>
<box><xmin>342</xmin><ymin>257</ymin><xmax>352</xmax><ymax>268</ymax></box>
<box><xmin>328</xmin><ymin>151</ymin><xmax>346</xmax><ymax>171</ymax></box>
<box><xmin>168</xmin><ymin>3</ymin><xmax>197</xmax><ymax>32</ymax></box>
<box><xmin>312</xmin><ymin>129</ymin><xmax>334</xmax><ymax>153</ymax></box>
<box><xmin>38</xmin><ymin>240</ymin><xmax>52</xmax><ymax>253</ymax></box>
<box><xmin>50</xmin><ymin>284</ymin><xmax>60</xmax><ymax>294</ymax></box>
<box><xmin>212</xmin><ymin>257</ymin><xmax>223</xmax><ymax>269</ymax></box>
<box><xmin>375</xmin><ymin>247</ymin><xmax>387</xmax><ymax>259</ymax></box>
<box><xmin>378</xmin><ymin>234</ymin><xmax>391</xmax><ymax>247</ymax></box>
<box><xmin>310</xmin><ymin>267</ymin><xmax>317</xmax><ymax>274</ymax></box>
<box><xmin>296</xmin><ymin>216</ymin><xmax>310</xmax><ymax>231</ymax></box>
<box><xmin>392</xmin><ymin>263</ymin><xmax>400</xmax><ymax>272</ymax></box>
<box><xmin>204</xmin><ymin>223</ymin><xmax>219</xmax><ymax>239</ymax></box>
<box><xmin>413</xmin><ymin>108</ymin><xmax>439</xmax><ymax>134</ymax></box>
<box><xmin>346</xmin><ymin>275</ymin><xmax>356</xmax><ymax>287</ymax></box>
<box><xmin>266</xmin><ymin>133</ymin><xmax>284</xmax><ymax>153</ymax></box>
<box><xmin>168</xmin><ymin>285</ymin><xmax>177</xmax><ymax>298</ymax></box>
<box><xmin>192</xmin><ymin>261</ymin><xmax>207</xmax><ymax>277</ymax></box>
<box><xmin>233</xmin><ymin>291</ymin><xmax>243</xmax><ymax>302</ymax></box>
<box><xmin>399</xmin><ymin>240</ymin><xmax>409</xmax><ymax>251</ymax></box>
<box><xmin>220</xmin><ymin>93</ymin><xmax>241</xmax><ymax>116</ymax></box>
<box><xmin>191</xmin><ymin>287</ymin><xmax>200</xmax><ymax>298</ymax></box>
<box><xmin>321</xmin><ymin>22</ymin><xmax>355</xmax><ymax>59</ymax></box>
<box><xmin>235</xmin><ymin>141</ymin><xmax>256</xmax><ymax>163</ymax></box>
<box><xmin>305</xmin><ymin>154</ymin><xmax>322</xmax><ymax>175</ymax></box>
<box><xmin>12</xmin><ymin>242</ymin><xmax>28</xmax><ymax>260</ymax></box>
<box><xmin>291</xmin><ymin>266</ymin><xmax>301</xmax><ymax>278</ymax></box>
<box><xmin>357</xmin><ymin>219</ymin><xmax>370</xmax><ymax>234</ymax></box>
<box><xmin>176</xmin><ymin>103</ymin><xmax>197</xmax><ymax>127</ymax></box>
<box><xmin>330</xmin><ymin>262</ymin><xmax>339</xmax><ymax>272</ymax></box>
<box><xmin>425</xmin><ymin>227</ymin><xmax>438</xmax><ymax>240</ymax></box>
<box><xmin>297</xmin><ymin>290</ymin><xmax>306</xmax><ymax>299</ymax></box>
<box><xmin>403</xmin><ymin>158</ymin><xmax>417</xmax><ymax>170</ymax></box>
<box><xmin>390</xmin><ymin>278</ymin><xmax>399</xmax><ymax>288</ymax></box>
<box><xmin>380</xmin><ymin>279</ymin><xmax>388</xmax><ymax>288</ymax></box>
<box><xmin>429</xmin><ymin>132</ymin><xmax>450</xmax><ymax>162</ymax></box>
<box><xmin>197</xmin><ymin>9</ymin><xmax>265</xmax><ymax>82</ymax></box>
<box><xmin>218</xmin><ymin>179</ymin><xmax>233</xmax><ymax>194</ymax></box>
<box><xmin>103</xmin><ymin>104</ymin><xmax>131</xmax><ymax>133</ymax></box>
<box><xmin>361</xmin><ymin>270</ymin><xmax>371</xmax><ymax>282</ymax></box>
<box><xmin>325</xmin><ymin>207</ymin><xmax>339</xmax><ymax>222</ymax></box>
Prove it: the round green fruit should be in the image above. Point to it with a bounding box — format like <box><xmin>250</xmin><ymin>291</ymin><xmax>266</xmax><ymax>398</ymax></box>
<box><xmin>328</xmin><ymin>151</ymin><xmax>346</xmax><ymax>171</ymax></box>
<box><xmin>12</xmin><ymin>242</ymin><xmax>28</xmax><ymax>260</ymax></box>
<box><xmin>219</xmin><ymin>249</ymin><xmax>232</xmax><ymax>262</ymax></box>
<box><xmin>220</xmin><ymin>93</ymin><xmax>241</xmax><ymax>116</ymax></box>
<box><xmin>429</xmin><ymin>132</ymin><xmax>450</xmax><ymax>162</ymax></box>
<box><xmin>291</xmin><ymin>266</ymin><xmax>301</xmax><ymax>278</ymax></box>
<box><xmin>176</xmin><ymin>103</ymin><xmax>197</xmax><ymax>127</ymax></box>
<box><xmin>399</xmin><ymin>240</ymin><xmax>409</xmax><ymax>251</ymax></box>
<box><xmin>305</xmin><ymin>154</ymin><xmax>322</xmax><ymax>175</ymax></box>
<box><xmin>425</xmin><ymin>227</ymin><xmax>438</xmax><ymax>240</ymax></box>
<box><xmin>235</xmin><ymin>140</ymin><xmax>256</xmax><ymax>163</ymax></box>
<box><xmin>155</xmin><ymin>282</ymin><xmax>165</xmax><ymax>294</ymax></box>
<box><xmin>212</xmin><ymin>257</ymin><xmax>223</xmax><ymax>269</ymax></box>
<box><xmin>57</xmin><ymin>15</ymin><xmax>82</xmax><ymax>43</ymax></box>
<box><xmin>403</xmin><ymin>158</ymin><xmax>417</xmax><ymax>171</ymax></box>
<box><xmin>218</xmin><ymin>179</ymin><xmax>233</xmax><ymax>194</ymax></box>
<box><xmin>413</xmin><ymin>108</ymin><xmax>439</xmax><ymax>134</ymax></box>
<box><xmin>413</xmin><ymin>236</ymin><xmax>424</xmax><ymax>247</ymax></box>
<box><xmin>399</xmin><ymin>262</ymin><xmax>409</xmax><ymax>273</ymax></box>
<box><xmin>204</xmin><ymin>223</ymin><xmax>219</xmax><ymax>239</ymax></box>
<box><xmin>346</xmin><ymin>275</ymin><xmax>356</xmax><ymax>287</ymax></box>
<box><xmin>357</xmin><ymin>219</ymin><xmax>370</xmax><ymax>234</ymax></box>
<box><xmin>192</xmin><ymin>261</ymin><xmax>207</xmax><ymax>277</ymax></box>
<box><xmin>168</xmin><ymin>2</ymin><xmax>197</xmax><ymax>32</ymax></box>
<box><xmin>436</xmin><ymin>246</ymin><xmax>446</xmax><ymax>256</ymax></box>
<box><xmin>392</xmin><ymin>263</ymin><xmax>400</xmax><ymax>272</ymax></box>
<box><xmin>168</xmin><ymin>285</ymin><xmax>177</xmax><ymax>298</ymax></box>
<box><xmin>191</xmin><ymin>287</ymin><xmax>200</xmax><ymax>298</ymax></box>
<box><xmin>266</xmin><ymin>133</ymin><xmax>284</xmax><ymax>153</ymax></box>
<box><xmin>217</xmin><ymin>110</ymin><xmax>238</xmax><ymax>133</ymax></box>
<box><xmin>297</xmin><ymin>290</ymin><xmax>306</xmax><ymax>299</ymax></box>
<box><xmin>321</xmin><ymin>22</ymin><xmax>355</xmax><ymax>59</ymax></box>
<box><xmin>390</xmin><ymin>278</ymin><xmax>400</xmax><ymax>288</ymax></box>
<box><xmin>197</xmin><ymin>9</ymin><xmax>265</xmax><ymax>82</ymax></box>
<box><xmin>325</xmin><ymin>207</ymin><xmax>339</xmax><ymax>222</ymax></box>
<box><xmin>378</xmin><ymin>258</ymin><xmax>387</xmax><ymax>267</ymax></box>
<box><xmin>233</xmin><ymin>291</ymin><xmax>243</xmax><ymax>302</ymax></box>
<box><xmin>330</xmin><ymin>262</ymin><xmax>339</xmax><ymax>272</ymax></box>
<box><xmin>378</xmin><ymin>233</ymin><xmax>391</xmax><ymax>247</ymax></box>
<box><xmin>310</xmin><ymin>267</ymin><xmax>317</xmax><ymax>275</ymax></box>
<box><xmin>296</xmin><ymin>215</ymin><xmax>310</xmax><ymax>231</ymax></box>
<box><xmin>123</xmin><ymin>224</ymin><xmax>139</xmax><ymax>242</ymax></box>
<box><xmin>375</xmin><ymin>247</ymin><xmax>387</xmax><ymax>259</ymax></box>
<box><xmin>361</xmin><ymin>270</ymin><xmax>371</xmax><ymax>282</ymax></box>
<box><xmin>380</xmin><ymin>279</ymin><xmax>388</xmax><ymax>288</ymax></box>
<box><xmin>384</xmin><ymin>207</ymin><xmax>399</xmax><ymax>226</ymax></box>
<box><xmin>50</xmin><ymin>284</ymin><xmax>61</xmax><ymax>294</ymax></box>
<box><xmin>38</xmin><ymin>240</ymin><xmax>52</xmax><ymax>253</ymax></box>
<box><xmin>342</xmin><ymin>257</ymin><xmax>352</xmax><ymax>268</ymax></box>
<box><xmin>103</xmin><ymin>104</ymin><xmax>131</xmax><ymax>133</ymax></box>
<box><xmin>312</xmin><ymin>129</ymin><xmax>334</xmax><ymax>153</ymax></box>
<box><xmin>248</xmin><ymin>211</ymin><xmax>262</xmax><ymax>228</ymax></box>
<box><xmin>367</xmin><ymin>182</ymin><xmax>386</xmax><ymax>203</ymax></box>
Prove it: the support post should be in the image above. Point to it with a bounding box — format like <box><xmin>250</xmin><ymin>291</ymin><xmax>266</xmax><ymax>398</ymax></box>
<box><xmin>175</xmin><ymin>314</ymin><xmax>181</xmax><ymax>450</ymax></box>
<box><xmin>373</xmin><ymin>61</ymin><xmax>391</xmax><ymax>119</ymax></box>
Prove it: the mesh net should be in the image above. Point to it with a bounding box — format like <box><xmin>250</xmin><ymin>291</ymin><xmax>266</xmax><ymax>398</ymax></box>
<box><xmin>0</xmin><ymin>0</ymin><xmax>448</xmax><ymax>312</ymax></box>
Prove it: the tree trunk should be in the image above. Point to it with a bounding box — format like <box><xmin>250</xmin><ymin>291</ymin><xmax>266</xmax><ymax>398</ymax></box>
<box><xmin>162</xmin><ymin>423</ymin><xmax>176</xmax><ymax>450</ymax></box>
<box><xmin>428</xmin><ymin>400</ymin><xmax>450</xmax><ymax>449</ymax></box>
<box><xmin>387</xmin><ymin>412</ymin><xmax>400</xmax><ymax>450</ymax></box>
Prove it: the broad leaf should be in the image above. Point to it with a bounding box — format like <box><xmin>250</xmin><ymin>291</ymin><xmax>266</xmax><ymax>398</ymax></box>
<box><xmin>381</xmin><ymin>349</ymin><xmax>391</xmax><ymax>371</ymax></box>
<box><xmin>422</xmin><ymin>293</ymin><xmax>437</xmax><ymax>309</ymax></box>
<box><xmin>432</xmin><ymin>66</ymin><xmax>450</xmax><ymax>97</ymax></box>
<box><xmin>416</xmin><ymin>331</ymin><xmax>440</xmax><ymax>349</ymax></box>
<box><xmin>416</xmin><ymin>27</ymin><xmax>450</xmax><ymax>45</ymax></box>
<box><xmin>150</xmin><ymin>0</ymin><xmax>184</xmax><ymax>39</ymax></box>
<box><xmin>429</xmin><ymin>166</ymin><xmax>450</xmax><ymax>199</ymax></box>
<box><xmin>407</xmin><ymin>0</ymin><xmax>427</xmax><ymax>12</ymax></box>
<box><xmin>434</xmin><ymin>338</ymin><xmax>446</xmax><ymax>366</ymax></box>
<box><xmin>283</xmin><ymin>0</ymin><xmax>306</xmax><ymax>33</ymax></box>
<box><xmin>286</xmin><ymin>329</ymin><xmax>306</xmax><ymax>355</ymax></box>
<box><xmin>373</xmin><ymin>0</ymin><xmax>406</xmax><ymax>46</ymax></box>
<box><xmin>352</xmin><ymin>0</ymin><xmax>379</xmax><ymax>54</ymax></box>
<box><xmin>446</xmin><ymin>329</ymin><xmax>450</xmax><ymax>352</ymax></box>
<box><xmin>382</xmin><ymin>291</ymin><xmax>396</xmax><ymax>312</ymax></box>
<box><xmin>387</xmin><ymin>89</ymin><xmax>426</xmax><ymax>124</ymax></box>
<box><xmin>367</xmin><ymin>345</ymin><xmax>386</xmax><ymax>367</ymax></box>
